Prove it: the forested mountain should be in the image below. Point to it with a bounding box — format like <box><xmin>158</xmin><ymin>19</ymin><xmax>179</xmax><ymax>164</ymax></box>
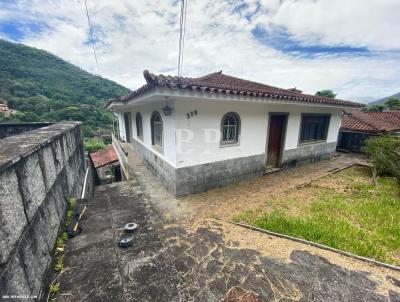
<box><xmin>0</xmin><ymin>39</ymin><xmax>130</xmax><ymax>137</ymax></box>
<box><xmin>370</xmin><ymin>92</ymin><xmax>400</xmax><ymax>105</ymax></box>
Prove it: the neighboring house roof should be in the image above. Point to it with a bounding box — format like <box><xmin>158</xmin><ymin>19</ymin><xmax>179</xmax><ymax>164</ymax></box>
<box><xmin>341</xmin><ymin>111</ymin><xmax>400</xmax><ymax>134</ymax></box>
<box><xmin>107</xmin><ymin>70</ymin><xmax>364</xmax><ymax>109</ymax></box>
<box><xmin>89</xmin><ymin>145</ymin><xmax>118</xmax><ymax>169</ymax></box>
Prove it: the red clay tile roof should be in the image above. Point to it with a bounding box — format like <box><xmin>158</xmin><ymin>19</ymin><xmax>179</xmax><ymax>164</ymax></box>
<box><xmin>89</xmin><ymin>145</ymin><xmax>118</xmax><ymax>169</ymax></box>
<box><xmin>341</xmin><ymin>111</ymin><xmax>400</xmax><ymax>134</ymax></box>
<box><xmin>107</xmin><ymin>70</ymin><xmax>364</xmax><ymax>108</ymax></box>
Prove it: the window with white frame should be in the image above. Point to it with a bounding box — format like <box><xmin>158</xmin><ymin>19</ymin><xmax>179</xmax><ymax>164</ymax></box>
<box><xmin>221</xmin><ymin>112</ymin><xmax>240</xmax><ymax>144</ymax></box>
<box><xmin>136</xmin><ymin>112</ymin><xmax>143</xmax><ymax>139</ymax></box>
<box><xmin>151</xmin><ymin>111</ymin><xmax>163</xmax><ymax>148</ymax></box>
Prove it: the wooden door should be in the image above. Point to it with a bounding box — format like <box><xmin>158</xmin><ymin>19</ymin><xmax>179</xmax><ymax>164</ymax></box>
<box><xmin>124</xmin><ymin>112</ymin><xmax>132</xmax><ymax>143</ymax></box>
<box><xmin>266</xmin><ymin>115</ymin><xmax>286</xmax><ymax>168</ymax></box>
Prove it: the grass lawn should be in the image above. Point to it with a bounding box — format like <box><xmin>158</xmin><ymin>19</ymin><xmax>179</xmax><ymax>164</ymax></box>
<box><xmin>233</xmin><ymin>166</ymin><xmax>400</xmax><ymax>265</ymax></box>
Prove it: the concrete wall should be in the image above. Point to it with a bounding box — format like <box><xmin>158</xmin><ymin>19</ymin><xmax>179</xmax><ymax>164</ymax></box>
<box><xmin>0</xmin><ymin>122</ymin><xmax>86</xmax><ymax>300</ymax></box>
<box><xmin>0</xmin><ymin>122</ymin><xmax>53</xmax><ymax>139</ymax></box>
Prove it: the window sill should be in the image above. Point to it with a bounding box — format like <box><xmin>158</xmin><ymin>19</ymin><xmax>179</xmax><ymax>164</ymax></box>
<box><xmin>152</xmin><ymin>144</ymin><xmax>164</xmax><ymax>154</ymax></box>
<box><xmin>220</xmin><ymin>141</ymin><xmax>240</xmax><ymax>148</ymax></box>
<box><xmin>298</xmin><ymin>140</ymin><xmax>327</xmax><ymax>146</ymax></box>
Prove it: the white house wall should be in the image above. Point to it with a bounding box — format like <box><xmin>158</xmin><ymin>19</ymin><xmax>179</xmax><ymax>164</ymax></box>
<box><xmin>115</xmin><ymin>97</ymin><xmax>342</xmax><ymax>196</ymax></box>
<box><xmin>174</xmin><ymin>98</ymin><xmax>342</xmax><ymax>168</ymax></box>
<box><xmin>117</xmin><ymin>112</ymin><xmax>126</xmax><ymax>141</ymax></box>
<box><xmin>129</xmin><ymin>101</ymin><xmax>177</xmax><ymax>167</ymax></box>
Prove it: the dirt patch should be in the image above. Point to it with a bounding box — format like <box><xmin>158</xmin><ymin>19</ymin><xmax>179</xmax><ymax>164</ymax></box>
<box><xmin>179</xmin><ymin>154</ymin><xmax>368</xmax><ymax>221</ymax></box>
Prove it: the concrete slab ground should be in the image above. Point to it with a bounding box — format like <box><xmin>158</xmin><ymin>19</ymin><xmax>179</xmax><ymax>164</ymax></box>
<box><xmin>54</xmin><ymin>146</ymin><xmax>400</xmax><ymax>301</ymax></box>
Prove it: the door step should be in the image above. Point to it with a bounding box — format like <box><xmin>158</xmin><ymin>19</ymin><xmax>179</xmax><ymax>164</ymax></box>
<box><xmin>264</xmin><ymin>167</ymin><xmax>281</xmax><ymax>175</ymax></box>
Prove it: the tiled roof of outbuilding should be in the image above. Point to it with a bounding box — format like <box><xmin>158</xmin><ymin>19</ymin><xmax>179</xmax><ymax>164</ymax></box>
<box><xmin>107</xmin><ymin>70</ymin><xmax>364</xmax><ymax>108</ymax></box>
<box><xmin>89</xmin><ymin>145</ymin><xmax>119</xmax><ymax>169</ymax></box>
<box><xmin>341</xmin><ymin>111</ymin><xmax>400</xmax><ymax>134</ymax></box>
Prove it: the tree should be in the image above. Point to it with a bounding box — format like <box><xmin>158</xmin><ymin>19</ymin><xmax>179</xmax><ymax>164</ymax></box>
<box><xmin>384</xmin><ymin>97</ymin><xmax>400</xmax><ymax>110</ymax></box>
<box><xmin>361</xmin><ymin>104</ymin><xmax>385</xmax><ymax>112</ymax></box>
<box><xmin>363</xmin><ymin>135</ymin><xmax>400</xmax><ymax>184</ymax></box>
<box><xmin>315</xmin><ymin>90</ymin><xmax>337</xmax><ymax>99</ymax></box>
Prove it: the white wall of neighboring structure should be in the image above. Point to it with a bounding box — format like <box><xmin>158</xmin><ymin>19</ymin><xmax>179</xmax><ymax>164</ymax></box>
<box><xmin>115</xmin><ymin>97</ymin><xmax>342</xmax><ymax>169</ymax></box>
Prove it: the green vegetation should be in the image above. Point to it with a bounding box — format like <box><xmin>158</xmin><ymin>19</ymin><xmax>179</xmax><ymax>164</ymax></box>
<box><xmin>383</xmin><ymin>97</ymin><xmax>400</xmax><ymax>110</ymax></box>
<box><xmin>234</xmin><ymin>166</ymin><xmax>400</xmax><ymax>265</ymax></box>
<box><xmin>0</xmin><ymin>39</ymin><xmax>130</xmax><ymax>137</ymax></box>
<box><xmin>363</xmin><ymin>97</ymin><xmax>400</xmax><ymax>112</ymax></box>
<box><xmin>84</xmin><ymin>137</ymin><xmax>107</xmax><ymax>153</ymax></box>
<box><xmin>54</xmin><ymin>255</ymin><xmax>64</xmax><ymax>272</ymax></box>
<box><xmin>315</xmin><ymin>90</ymin><xmax>336</xmax><ymax>98</ymax></box>
<box><xmin>363</xmin><ymin>135</ymin><xmax>400</xmax><ymax>183</ymax></box>
<box><xmin>65</xmin><ymin>198</ymin><xmax>77</xmax><ymax>227</ymax></box>
<box><xmin>49</xmin><ymin>282</ymin><xmax>60</xmax><ymax>294</ymax></box>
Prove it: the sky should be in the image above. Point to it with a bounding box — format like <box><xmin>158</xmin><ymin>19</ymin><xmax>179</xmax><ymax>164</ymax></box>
<box><xmin>0</xmin><ymin>0</ymin><xmax>399</xmax><ymax>103</ymax></box>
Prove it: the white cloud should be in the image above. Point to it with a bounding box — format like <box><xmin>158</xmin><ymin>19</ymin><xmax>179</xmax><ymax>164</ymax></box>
<box><xmin>0</xmin><ymin>0</ymin><xmax>399</xmax><ymax>102</ymax></box>
<box><xmin>271</xmin><ymin>0</ymin><xmax>400</xmax><ymax>50</ymax></box>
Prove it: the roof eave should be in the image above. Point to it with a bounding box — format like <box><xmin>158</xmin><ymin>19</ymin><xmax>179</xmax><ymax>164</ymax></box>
<box><xmin>107</xmin><ymin>86</ymin><xmax>363</xmax><ymax>110</ymax></box>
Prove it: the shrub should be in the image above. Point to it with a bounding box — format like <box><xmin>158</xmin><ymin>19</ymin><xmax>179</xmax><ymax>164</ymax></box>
<box><xmin>84</xmin><ymin>138</ymin><xmax>106</xmax><ymax>153</ymax></box>
<box><xmin>363</xmin><ymin>135</ymin><xmax>400</xmax><ymax>182</ymax></box>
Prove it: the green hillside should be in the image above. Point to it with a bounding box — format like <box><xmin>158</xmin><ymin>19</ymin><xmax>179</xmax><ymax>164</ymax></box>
<box><xmin>370</xmin><ymin>92</ymin><xmax>400</xmax><ymax>105</ymax></box>
<box><xmin>0</xmin><ymin>39</ymin><xmax>130</xmax><ymax>137</ymax></box>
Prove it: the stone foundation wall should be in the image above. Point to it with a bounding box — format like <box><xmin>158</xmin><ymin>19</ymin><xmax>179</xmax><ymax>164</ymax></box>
<box><xmin>0</xmin><ymin>122</ymin><xmax>85</xmax><ymax>300</ymax></box>
<box><xmin>281</xmin><ymin>142</ymin><xmax>337</xmax><ymax>169</ymax></box>
<box><xmin>131</xmin><ymin>139</ymin><xmax>177</xmax><ymax>193</ymax></box>
<box><xmin>175</xmin><ymin>154</ymin><xmax>265</xmax><ymax>197</ymax></box>
<box><xmin>131</xmin><ymin>140</ymin><xmax>335</xmax><ymax>197</ymax></box>
<box><xmin>130</xmin><ymin>139</ymin><xmax>265</xmax><ymax>197</ymax></box>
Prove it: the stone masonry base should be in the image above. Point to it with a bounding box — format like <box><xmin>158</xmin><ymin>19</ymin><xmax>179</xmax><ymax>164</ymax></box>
<box><xmin>131</xmin><ymin>140</ymin><xmax>336</xmax><ymax>197</ymax></box>
<box><xmin>281</xmin><ymin>142</ymin><xmax>337</xmax><ymax>169</ymax></box>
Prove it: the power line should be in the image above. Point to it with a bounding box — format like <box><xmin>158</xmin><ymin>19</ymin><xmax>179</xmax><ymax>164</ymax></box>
<box><xmin>84</xmin><ymin>0</ymin><xmax>100</xmax><ymax>75</ymax></box>
<box><xmin>177</xmin><ymin>0</ymin><xmax>188</xmax><ymax>79</ymax></box>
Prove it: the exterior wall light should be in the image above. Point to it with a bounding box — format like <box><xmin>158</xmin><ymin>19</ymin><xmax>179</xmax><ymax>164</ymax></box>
<box><xmin>162</xmin><ymin>104</ymin><xmax>173</xmax><ymax>116</ymax></box>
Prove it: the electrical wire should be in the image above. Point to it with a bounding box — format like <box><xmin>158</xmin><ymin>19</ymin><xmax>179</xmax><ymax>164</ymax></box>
<box><xmin>84</xmin><ymin>0</ymin><xmax>100</xmax><ymax>75</ymax></box>
<box><xmin>177</xmin><ymin>0</ymin><xmax>188</xmax><ymax>79</ymax></box>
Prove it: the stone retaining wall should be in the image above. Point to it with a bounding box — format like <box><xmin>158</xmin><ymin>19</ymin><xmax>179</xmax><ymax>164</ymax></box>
<box><xmin>0</xmin><ymin>122</ymin><xmax>86</xmax><ymax>300</ymax></box>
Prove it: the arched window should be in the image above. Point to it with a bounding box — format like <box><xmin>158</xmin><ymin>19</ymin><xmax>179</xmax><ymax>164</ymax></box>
<box><xmin>221</xmin><ymin>112</ymin><xmax>240</xmax><ymax>144</ymax></box>
<box><xmin>136</xmin><ymin>112</ymin><xmax>143</xmax><ymax>139</ymax></box>
<box><xmin>151</xmin><ymin>111</ymin><xmax>163</xmax><ymax>148</ymax></box>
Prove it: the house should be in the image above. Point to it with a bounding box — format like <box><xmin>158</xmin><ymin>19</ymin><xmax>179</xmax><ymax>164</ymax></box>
<box><xmin>89</xmin><ymin>145</ymin><xmax>121</xmax><ymax>185</ymax></box>
<box><xmin>338</xmin><ymin>110</ymin><xmax>400</xmax><ymax>152</ymax></box>
<box><xmin>107</xmin><ymin>70</ymin><xmax>363</xmax><ymax>196</ymax></box>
